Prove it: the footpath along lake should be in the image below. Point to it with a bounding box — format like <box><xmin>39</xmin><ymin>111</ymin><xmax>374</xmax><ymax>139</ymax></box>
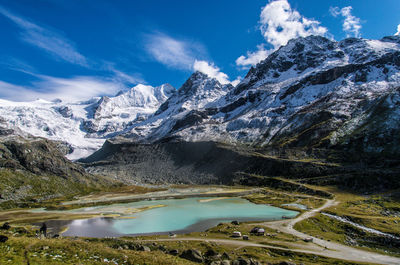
<box><xmin>38</xmin><ymin>197</ymin><xmax>298</xmax><ymax>237</ymax></box>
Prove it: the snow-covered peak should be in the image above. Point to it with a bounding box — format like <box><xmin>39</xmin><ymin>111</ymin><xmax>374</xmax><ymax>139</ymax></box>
<box><xmin>125</xmin><ymin>72</ymin><xmax>231</xmax><ymax>141</ymax></box>
<box><xmin>235</xmin><ymin>35</ymin><xmax>400</xmax><ymax>97</ymax></box>
<box><xmin>0</xmin><ymin>83</ymin><xmax>175</xmax><ymax>159</ymax></box>
<box><xmin>160</xmin><ymin>71</ymin><xmax>229</xmax><ymax>112</ymax></box>
<box><xmin>2</xmin><ymin>35</ymin><xmax>400</xmax><ymax>159</ymax></box>
<box><xmin>93</xmin><ymin>83</ymin><xmax>175</xmax><ymax>120</ymax></box>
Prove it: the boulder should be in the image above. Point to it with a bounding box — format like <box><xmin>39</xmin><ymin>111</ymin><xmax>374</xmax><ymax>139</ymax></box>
<box><xmin>221</xmin><ymin>261</ymin><xmax>231</xmax><ymax>265</ymax></box>
<box><xmin>221</xmin><ymin>252</ymin><xmax>231</xmax><ymax>260</ymax></box>
<box><xmin>1</xmin><ymin>222</ymin><xmax>10</xmax><ymax>230</ymax></box>
<box><xmin>233</xmin><ymin>258</ymin><xmax>251</xmax><ymax>265</ymax></box>
<box><xmin>137</xmin><ymin>245</ymin><xmax>150</xmax><ymax>252</ymax></box>
<box><xmin>0</xmin><ymin>235</ymin><xmax>8</xmax><ymax>243</ymax></box>
<box><xmin>180</xmin><ymin>249</ymin><xmax>204</xmax><ymax>263</ymax></box>
<box><xmin>169</xmin><ymin>249</ymin><xmax>179</xmax><ymax>255</ymax></box>
<box><xmin>249</xmin><ymin>259</ymin><xmax>261</xmax><ymax>265</ymax></box>
<box><xmin>205</xmin><ymin>249</ymin><xmax>219</xmax><ymax>257</ymax></box>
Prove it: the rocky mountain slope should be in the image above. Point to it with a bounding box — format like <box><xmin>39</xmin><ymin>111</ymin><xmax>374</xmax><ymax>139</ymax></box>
<box><xmin>80</xmin><ymin>35</ymin><xmax>400</xmax><ymax>186</ymax></box>
<box><xmin>0</xmin><ymin>83</ymin><xmax>174</xmax><ymax>159</ymax></box>
<box><xmin>0</xmin><ymin>123</ymin><xmax>116</xmax><ymax>208</ymax></box>
<box><xmin>1</xmin><ymin>35</ymin><xmax>400</xmax><ymax>188</ymax></box>
<box><xmin>2</xmin><ymin>35</ymin><xmax>399</xmax><ymax>160</ymax></box>
<box><xmin>124</xmin><ymin>36</ymin><xmax>400</xmax><ymax>158</ymax></box>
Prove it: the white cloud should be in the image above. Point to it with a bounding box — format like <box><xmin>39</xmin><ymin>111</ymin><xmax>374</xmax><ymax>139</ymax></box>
<box><xmin>193</xmin><ymin>60</ymin><xmax>230</xmax><ymax>85</ymax></box>
<box><xmin>236</xmin><ymin>45</ymin><xmax>270</xmax><ymax>68</ymax></box>
<box><xmin>230</xmin><ymin>76</ymin><xmax>242</xmax><ymax>87</ymax></box>
<box><xmin>0</xmin><ymin>6</ymin><xmax>88</xmax><ymax>66</ymax></box>
<box><xmin>0</xmin><ymin>75</ymin><xmax>125</xmax><ymax>102</ymax></box>
<box><xmin>144</xmin><ymin>32</ymin><xmax>206</xmax><ymax>70</ymax></box>
<box><xmin>259</xmin><ymin>0</ymin><xmax>327</xmax><ymax>49</ymax></box>
<box><xmin>395</xmin><ymin>24</ymin><xmax>400</xmax><ymax>36</ymax></box>
<box><xmin>236</xmin><ymin>0</ymin><xmax>327</xmax><ymax>67</ymax></box>
<box><xmin>144</xmin><ymin>32</ymin><xmax>238</xmax><ymax>85</ymax></box>
<box><xmin>330</xmin><ymin>6</ymin><xmax>362</xmax><ymax>37</ymax></box>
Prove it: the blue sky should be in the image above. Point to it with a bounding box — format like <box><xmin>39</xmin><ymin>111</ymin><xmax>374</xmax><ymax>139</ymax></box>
<box><xmin>0</xmin><ymin>0</ymin><xmax>399</xmax><ymax>101</ymax></box>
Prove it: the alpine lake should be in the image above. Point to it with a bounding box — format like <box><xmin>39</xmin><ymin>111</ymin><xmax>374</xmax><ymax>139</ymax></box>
<box><xmin>34</xmin><ymin>197</ymin><xmax>298</xmax><ymax>237</ymax></box>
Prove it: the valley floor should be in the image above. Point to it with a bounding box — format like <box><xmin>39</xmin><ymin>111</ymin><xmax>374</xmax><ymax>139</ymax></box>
<box><xmin>1</xmin><ymin>185</ymin><xmax>400</xmax><ymax>264</ymax></box>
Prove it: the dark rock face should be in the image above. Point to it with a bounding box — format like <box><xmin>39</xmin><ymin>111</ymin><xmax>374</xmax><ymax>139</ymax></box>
<box><xmin>179</xmin><ymin>249</ymin><xmax>204</xmax><ymax>263</ymax></box>
<box><xmin>81</xmin><ymin>120</ymin><xmax>98</xmax><ymax>134</ymax></box>
<box><xmin>0</xmin><ymin>136</ymin><xmax>116</xmax><ymax>205</ymax></box>
<box><xmin>81</xmin><ymin>139</ymin><xmax>345</xmax><ymax>186</ymax></box>
<box><xmin>54</xmin><ymin>106</ymin><xmax>72</xmax><ymax>118</ymax></box>
<box><xmin>0</xmin><ymin>127</ymin><xmax>14</xmax><ymax>136</ymax></box>
<box><xmin>171</xmin><ymin>110</ymin><xmax>208</xmax><ymax>132</ymax></box>
<box><xmin>0</xmin><ymin>138</ymin><xmax>86</xmax><ymax>178</ymax></box>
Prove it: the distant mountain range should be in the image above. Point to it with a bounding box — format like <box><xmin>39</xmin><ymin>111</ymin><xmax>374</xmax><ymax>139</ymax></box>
<box><xmin>1</xmin><ymin>35</ymin><xmax>400</xmax><ymax>160</ymax></box>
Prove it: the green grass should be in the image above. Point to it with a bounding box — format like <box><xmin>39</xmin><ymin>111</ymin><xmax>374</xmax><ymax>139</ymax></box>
<box><xmin>0</xmin><ymin>169</ymin><xmax>122</xmax><ymax>210</ymax></box>
<box><xmin>0</xmin><ymin>232</ymin><xmax>362</xmax><ymax>265</ymax></box>
<box><xmin>0</xmin><ymin>236</ymin><xmax>198</xmax><ymax>265</ymax></box>
<box><xmin>294</xmin><ymin>188</ymin><xmax>400</xmax><ymax>256</ymax></box>
<box><xmin>245</xmin><ymin>189</ymin><xmax>325</xmax><ymax>211</ymax></box>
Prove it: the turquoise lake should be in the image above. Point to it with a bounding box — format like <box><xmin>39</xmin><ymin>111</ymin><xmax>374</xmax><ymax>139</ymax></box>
<box><xmin>45</xmin><ymin>197</ymin><xmax>298</xmax><ymax>237</ymax></box>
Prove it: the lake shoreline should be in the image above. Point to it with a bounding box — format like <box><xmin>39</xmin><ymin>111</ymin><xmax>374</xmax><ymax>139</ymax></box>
<box><xmin>35</xmin><ymin>196</ymin><xmax>298</xmax><ymax>238</ymax></box>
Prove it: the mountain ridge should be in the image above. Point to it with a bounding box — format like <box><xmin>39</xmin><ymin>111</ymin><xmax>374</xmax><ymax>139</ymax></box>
<box><xmin>1</xmin><ymin>35</ymin><xmax>400</xmax><ymax>160</ymax></box>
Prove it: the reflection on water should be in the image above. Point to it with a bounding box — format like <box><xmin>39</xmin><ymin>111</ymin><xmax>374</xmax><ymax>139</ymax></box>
<box><xmin>43</xmin><ymin>197</ymin><xmax>298</xmax><ymax>238</ymax></box>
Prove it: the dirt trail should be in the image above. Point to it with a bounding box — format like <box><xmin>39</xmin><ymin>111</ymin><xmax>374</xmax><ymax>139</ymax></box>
<box><xmin>142</xmin><ymin>199</ymin><xmax>400</xmax><ymax>265</ymax></box>
<box><xmin>263</xmin><ymin>198</ymin><xmax>400</xmax><ymax>265</ymax></box>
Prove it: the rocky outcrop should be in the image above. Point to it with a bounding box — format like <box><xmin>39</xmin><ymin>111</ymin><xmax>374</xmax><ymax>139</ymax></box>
<box><xmin>0</xmin><ymin>135</ymin><xmax>117</xmax><ymax>207</ymax></box>
<box><xmin>179</xmin><ymin>249</ymin><xmax>204</xmax><ymax>263</ymax></box>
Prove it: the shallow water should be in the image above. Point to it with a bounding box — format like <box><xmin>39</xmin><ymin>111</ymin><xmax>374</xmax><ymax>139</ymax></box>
<box><xmin>42</xmin><ymin>197</ymin><xmax>298</xmax><ymax>237</ymax></box>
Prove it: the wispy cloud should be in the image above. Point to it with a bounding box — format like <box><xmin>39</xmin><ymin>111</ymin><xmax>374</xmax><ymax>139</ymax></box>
<box><xmin>0</xmin><ymin>6</ymin><xmax>146</xmax><ymax>101</ymax></box>
<box><xmin>0</xmin><ymin>75</ymin><xmax>125</xmax><ymax>102</ymax></box>
<box><xmin>0</xmin><ymin>5</ymin><xmax>88</xmax><ymax>66</ymax></box>
<box><xmin>330</xmin><ymin>6</ymin><xmax>362</xmax><ymax>38</ymax></box>
<box><xmin>395</xmin><ymin>24</ymin><xmax>400</xmax><ymax>36</ymax></box>
<box><xmin>236</xmin><ymin>0</ymin><xmax>328</xmax><ymax>68</ymax></box>
<box><xmin>0</xmin><ymin>57</ymin><xmax>36</xmax><ymax>74</ymax></box>
<box><xmin>144</xmin><ymin>32</ymin><xmax>239</xmax><ymax>85</ymax></box>
<box><xmin>144</xmin><ymin>32</ymin><xmax>207</xmax><ymax>70</ymax></box>
<box><xmin>101</xmin><ymin>61</ymin><xmax>146</xmax><ymax>85</ymax></box>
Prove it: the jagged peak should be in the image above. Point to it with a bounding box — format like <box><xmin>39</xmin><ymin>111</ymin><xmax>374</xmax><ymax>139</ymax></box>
<box><xmin>189</xmin><ymin>71</ymin><xmax>209</xmax><ymax>81</ymax></box>
<box><xmin>178</xmin><ymin>71</ymin><xmax>223</xmax><ymax>95</ymax></box>
<box><xmin>381</xmin><ymin>35</ymin><xmax>400</xmax><ymax>44</ymax></box>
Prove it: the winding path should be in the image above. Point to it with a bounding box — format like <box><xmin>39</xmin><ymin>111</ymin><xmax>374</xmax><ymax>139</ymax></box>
<box><xmin>142</xmin><ymin>199</ymin><xmax>400</xmax><ymax>265</ymax></box>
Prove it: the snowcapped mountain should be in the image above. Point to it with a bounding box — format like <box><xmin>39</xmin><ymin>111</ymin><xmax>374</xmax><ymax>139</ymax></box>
<box><xmin>122</xmin><ymin>35</ymin><xmax>400</xmax><ymax>156</ymax></box>
<box><xmin>125</xmin><ymin>71</ymin><xmax>232</xmax><ymax>142</ymax></box>
<box><xmin>0</xmin><ymin>83</ymin><xmax>174</xmax><ymax>159</ymax></box>
<box><xmin>2</xmin><ymin>35</ymin><xmax>400</xmax><ymax>160</ymax></box>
